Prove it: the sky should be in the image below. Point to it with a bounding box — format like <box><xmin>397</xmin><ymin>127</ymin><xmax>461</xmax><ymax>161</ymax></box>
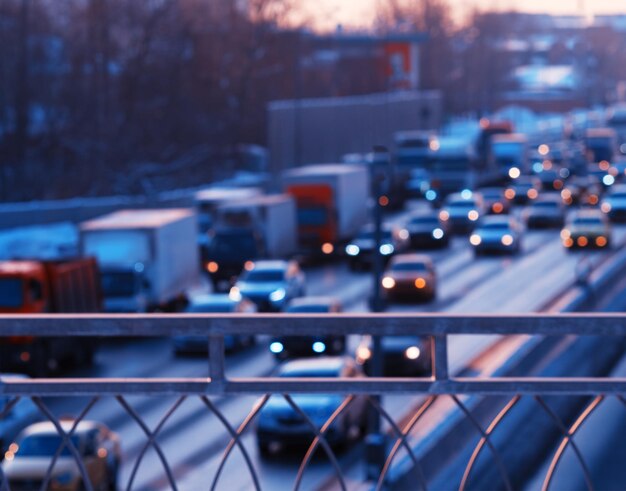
<box><xmin>305</xmin><ymin>0</ymin><xmax>626</xmax><ymax>30</ymax></box>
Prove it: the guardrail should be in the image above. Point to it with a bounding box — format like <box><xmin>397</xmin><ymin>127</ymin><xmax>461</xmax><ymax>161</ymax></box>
<box><xmin>1</xmin><ymin>313</ymin><xmax>626</xmax><ymax>491</ymax></box>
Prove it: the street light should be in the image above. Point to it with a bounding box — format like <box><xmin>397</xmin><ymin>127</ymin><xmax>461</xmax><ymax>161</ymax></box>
<box><xmin>365</xmin><ymin>145</ymin><xmax>390</xmax><ymax>481</ymax></box>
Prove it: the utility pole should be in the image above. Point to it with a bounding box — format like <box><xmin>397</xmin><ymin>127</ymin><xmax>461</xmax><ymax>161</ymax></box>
<box><xmin>365</xmin><ymin>145</ymin><xmax>390</xmax><ymax>481</ymax></box>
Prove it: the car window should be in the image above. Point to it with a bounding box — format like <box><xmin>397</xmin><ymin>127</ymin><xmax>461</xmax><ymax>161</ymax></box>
<box><xmin>242</xmin><ymin>270</ymin><xmax>284</xmax><ymax>282</ymax></box>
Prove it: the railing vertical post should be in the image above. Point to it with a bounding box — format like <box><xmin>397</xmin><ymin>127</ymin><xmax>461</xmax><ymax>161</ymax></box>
<box><xmin>434</xmin><ymin>335</ymin><xmax>448</xmax><ymax>381</ymax></box>
<box><xmin>209</xmin><ymin>335</ymin><xmax>225</xmax><ymax>387</ymax></box>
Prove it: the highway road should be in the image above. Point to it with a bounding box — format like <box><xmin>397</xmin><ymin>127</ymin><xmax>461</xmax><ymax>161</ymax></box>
<box><xmin>23</xmin><ymin>199</ymin><xmax>626</xmax><ymax>491</ymax></box>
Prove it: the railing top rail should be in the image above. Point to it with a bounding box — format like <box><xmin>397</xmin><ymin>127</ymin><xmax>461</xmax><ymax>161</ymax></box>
<box><xmin>0</xmin><ymin>313</ymin><xmax>625</xmax><ymax>336</ymax></box>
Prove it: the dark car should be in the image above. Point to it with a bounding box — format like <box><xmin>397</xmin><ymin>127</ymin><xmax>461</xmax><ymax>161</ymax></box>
<box><xmin>203</xmin><ymin>228</ymin><xmax>264</xmax><ymax>291</ymax></box>
<box><xmin>231</xmin><ymin>260</ymin><xmax>305</xmax><ymax>312</ymax></box>
<box><xmin>345</xmin><ymin>224</ymin><xmax>410</xmax><ymax>270</ymax></box>
<box><xmin>269</xmin><ymin>297</ymin><xmax>345</xmax><ymax>360</ymax></box>
<box><xmin>561</xmin><ymin>209</ymin><xmax>612</xmax><ymax>250</ymax></box>
<box><xmin>470</xmin><ymin>216</ymin><xmax>523</xmax><ymax>256</ymax></box>
<box><xmin>255</xmin><ymin>357</ymin><xmax>367</xmax><ymax>455</ymax></box>
<box><xmin>524</xmin><ymin>194</ymin><xmax>566</xmax><ymax>229</ymax></box>
<box><xmin>439</xmin><ymin>192</ymin><xmax>485</xmax><ymax>234</ymax></box>
<box><xmin>505</xmin><ymin>176</ymin><xmax>540</xmax><ymax>205</ymax></box>
<box><xmin>381</xmin><ymin>254</ymin><xmax>437</xmax><ymax>302</ymax></box>
<box><xmin>601</xmin><ymin>184</ymin><xmax>626</xmax><ymax>222</ymax></box>
<box><xmin>478</xmin><ymin>187</ymin><xmax>511</xmax><ymax>215</ymax></box>
<box><xmin>404</xmin><ymin>211</ymin><xmax>450</xmax><ymax>249</ymax></box>
<box><xmin>173</xmin><ymin>294</ymin><xmax>257</xmax><ymax>355</ymax></box>
<box><xmin>355</xmin><ymin>335</ymin><xmax>432</xmax><ymax>377</ymax></box>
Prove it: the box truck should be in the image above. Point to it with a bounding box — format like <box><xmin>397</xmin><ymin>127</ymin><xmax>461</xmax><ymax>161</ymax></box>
<box><xmin>282</xmin><ymin>164</ymin><xmax>370</xmax><ymax>256</ymax></box>
<box><xmin>0</xmin><ymin>258</ymin><xmax>101</xmax><ymax>375</ymax></box>
<box><xmin>205</xmin><ymin>195</ymin><xmax>297</xmax><ymax>290</ymax></box>
<box><xmin>80</xmin><ymin>209</ymin><xmax>200</xmax><ymax>312</ymax></box>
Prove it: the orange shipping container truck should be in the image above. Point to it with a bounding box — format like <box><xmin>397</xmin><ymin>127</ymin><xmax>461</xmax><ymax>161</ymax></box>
<box><xmin>0</xmin><ymin>258</ymin><xmax>102</xmax><ymax>375</ymax></box>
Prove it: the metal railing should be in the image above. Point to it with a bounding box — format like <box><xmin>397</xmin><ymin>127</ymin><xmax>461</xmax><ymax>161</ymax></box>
<box><xmin>1</xmin><ymin>313</ymin><xmax>626</xmax><ymax>491</ymax></box>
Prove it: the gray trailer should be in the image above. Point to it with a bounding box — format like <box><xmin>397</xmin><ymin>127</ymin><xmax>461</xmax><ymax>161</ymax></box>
<box><xmin>215</xmin><ymin>194</ymin><xmax>297</xmax><ymax>258</ymax></box>
<box><xmin>80</xmin><ymin>209</ymin><xmax>200</xmax><ymax>312</ymax></box>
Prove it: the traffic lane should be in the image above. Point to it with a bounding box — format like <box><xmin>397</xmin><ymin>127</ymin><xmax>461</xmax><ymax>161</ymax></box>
<box><xmin>36</xmin><ymin>225</ymin><xmax>586</xmax><ymax>488</ymax></box>
<box><xmin>167</xmin><ymin>236</ymin><xmax>573</xmax><ymax>490</ymax></box>
<box><xmin>63</xmin><ymin>236</ymin><xmax>497</xmax><ymax>489</ymax></box>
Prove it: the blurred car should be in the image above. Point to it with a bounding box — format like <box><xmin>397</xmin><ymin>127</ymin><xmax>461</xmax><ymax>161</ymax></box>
<box><xmin>601</xmin><ymin>184</ymin><xmax>626</xmax><ymax>222</ymax></box>
<box><xmin>230</xmin><ymin>260</ymin><xmax>305</xmax><ymax>312</ymax></box>
<box><xmin>505</xmin><ymin>176</ymin><xmax>541</xmax><ymax>204</ymax></box>
<box><xmin>269</xmin><ymin>297</ymin><xmax>345</xmax><ymax>359</ymax></box>
<box><xmin>524</xmin><ymin>193</ymin><xmax>566</xmax><ymax>229</ymax></box>
<box><xmin>536</xmin><ymin>169</ymin><xmax>564</xmax><ymax>191</ymax></box>
<box><xmin>345</xmin><ymin>223</ymin><xmax>410</xmax><ymax>270</ymax></box>
<box><xmin>439</xmin><ymin>192</ymin><xmax>485</xmax><ymax>234</ymax></box>
<box><xmin>612</xmin><ymin>161</ymin><xmax>626</xmax><ymax>182</ymax></box>
<box><xmin>381</xmin><ymin>254</ymin><xmax>436</xmax><ymax>302</ymax></box>
<box><xmin>561</xmin><ymin>209</ymin><xmax>612</xmax><ymax>250</ymax></box>
<box><xmin>355</xmin><ymin>335</ymin><xmax>432</xmax><ymax>377</ymax></box>
<box><xmin>0</xmin><ymin>375</ymin><xmax>40</xmax><ymax>457</ymax></box>
<box><xmin>470</xmin><ymin>216</ymin><xmax>523</xmax><ymax>256</ymax></box>
<box><xmin>173</xmin><ymin>294</ymin><xmax>257</xmax><ymax>355</ymax></box>
<box><xmin>255</xmin><ymin>357</ymin><xmax>367</xmax><ymax>455</ymax></box>
<box><xmin>2</xmin><ymin>420</ymin><xmax>121</xmax><ymax>491</ymax></box>
<box><xmin>478</xmin><ymin>187</ymin><xmax>511</xmax><ymax>215</ymax></box>
<box><xmin>404</xmin><ymin>210</ymin><xmax>450</xmax><ymax>249</ymax></box>
<box><xmin>587</xmin><ymin>163</ymin><xmax>615</xmax><ymax>189</ymax></box>
<box><xmin>405</xmin><ymin>168</ymin><xmax>433</xmax><ymax>200</ymax></box>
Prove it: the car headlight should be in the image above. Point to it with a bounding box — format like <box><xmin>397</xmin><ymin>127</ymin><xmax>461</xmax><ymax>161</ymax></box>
<box><xmin>379</xmin><ymin>244</ymin><xmax>394</xmax><ymax>255</ymax></box>
<box><xmin>345</xmin><ymin>244</ymin><xmax>360</xmax><ymax>256</ymax></box>
<box><xmin>404</xmin><ymin>346</ymin><xmax>421</xmax><ymax>360</ymax></box>
<box><xmin>468</xmin><ymin>210</ymin><xmax>479</xmax><ymax>221</ymax></box>
<box><xmin>356</xmin><ymin>345</ymin><xmax>372</xmax><ymax>363</ymax></box>
<box><xmin>425</xmin><ymin>190</ymin><xmax>437</xmax><ymax>201</ymax></box>
<box><xmin>432</xmin><ymin>228</ymin><xmax>444</xmax><ymax>239</ymax></box>
<box><xmin>229</xmin><ymin>287</ymin><xmax>242</xmax><ymax>302</ymax></box>
<box><xmin>414</xmin><ymin>278</ymin><xmax>427</xmax><ymax>289</ymax></box>
<box><xmin>270</xmin><ymin>341</ymin><xmax>284</xmax><ymax>354</ymax></box>
<box><xmin>382</xmin><ymin>277</ymin><xmax>396</xmax><ymax>289</ymax></box>
<box><xmin>269</xmin><ymin>288</ymin><xmax>286</xmax><ymax>302</ymax></box>
<box><xmin>312</xmin><ymin>341</ymin><xmax>326</xmax><ymax>353</ymax></box>
<box><xmin>501</xmin><ymin>234</ymin><xmax>514</xmax><ymax>246</ymax></box>
<box><xmin>470</xmin><ymin>234</ymin><xmax>482</xmax><ymax>246</ymax></box>
<box><xmin>601</xmin><ymin>202</ymin><xmax>612</xmax><ymax>213</ymax></box>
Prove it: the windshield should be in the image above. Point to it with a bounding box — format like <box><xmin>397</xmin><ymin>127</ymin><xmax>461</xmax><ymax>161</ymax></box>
<box><xmin>0</xmin><ymin>278</ymin><xmax>24</xmax><ymax>308</ymax></box>
<box><xmin>447</xmin><ymin>201</ymin><xmax>474</xmax><ymax>209</ymax></box>
<box><xmin>280</xmin><ymin>367</ymin><xmax>340</xmax><ymax>378</ymax></box>
<box><xmin>480</xmin><ymin>222</ymin><xmax>510</xmax><ymax>230</ymax></box>
<box><xmin>17</xmin><ymin>434</ymin><xmax>81</xmax><ymax>457</ymax></box>
<box><xmin>287</xmin><ymin>305</ymin><xmax>331</xmax><ymax>313</ymax></box>
<box><xmin>187</xmin><ymin>303</ymin><xmax>233</xmax><ymax>313</ymax></box>
<box><xmin>429</xmin><ymin>158</ymin><xmax>470</xmax><ymax>171</ymax></box>
<box><xmin>533</xmin><ymin>202</ymin><xmax>558</xmax><ymax>208</ymax></box>
<box><xmin>298</xmin><ymin>208</ymin><xmax>329</xmax><ymax>226</ymax></box>
<box><xmin>242</xmin><ymin>270</ymin><xmax>284</xmax><ymax>282</ymax></box>
<box><xmin>572</xmin><ymin>218</ymin><xmax>603</xmax><ymax>226</ymax></box>
<box><xmin>100</xmin><ymin>271</ymin><xmax>136</xmax><ymax>297</ymax></box>
<box><xmin>357</xmin><ymin>230</ymin><xmax>393</xmax><ymax>240</ymax></box>
<box><xmin>392</xmin><ymin>262</ymin><xmax>428</xmax><ymax>271</ymax></box>
<box><xmin>409</xmin><ymin>217</ymin><xmax>438</xmax><ymax>226</ymax></box>
<box><xmin>210</xmin><ymin>233</ymin><xmax>259</xmax><ymax>258</ymax></box>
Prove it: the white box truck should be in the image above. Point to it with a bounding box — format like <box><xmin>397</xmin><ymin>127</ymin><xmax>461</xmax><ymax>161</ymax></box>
<box><xmin>80</xmin><ymin>209</ymin><xmax>200</xmax><ymax>312</ymax></box>
<box><xmin>282</xmin><ymin>164</ymin><xmax>370</xmax><ymax>256</ymax></box>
